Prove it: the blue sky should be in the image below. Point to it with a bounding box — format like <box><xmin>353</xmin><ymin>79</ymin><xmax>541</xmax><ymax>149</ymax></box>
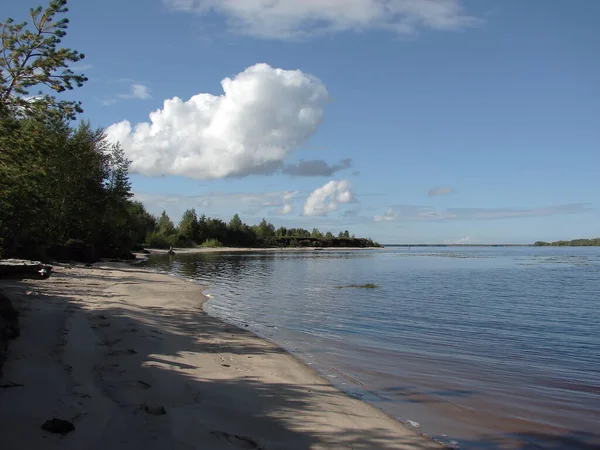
<box><xmin>6</xmin><ymin>0</ymin><xmax>599</xmax><ymax>243</ymax></box>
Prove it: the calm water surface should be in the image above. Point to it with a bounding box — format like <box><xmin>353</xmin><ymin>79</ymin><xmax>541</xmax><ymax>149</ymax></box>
<box><xmin>142</xmin><ymin>247</ymin><xmax>600</xmax><ymax>449</ymax></box>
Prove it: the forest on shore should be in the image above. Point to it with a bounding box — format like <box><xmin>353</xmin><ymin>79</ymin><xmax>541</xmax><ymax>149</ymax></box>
<box><xmin>0</xmin><ymin>1</ymin><xmax>379</xmax><ymax>262</ymax></box>
<box><xmin>533</xmin><ymin>238</ymin><xmax>600</xmax><ymax>247</ymax></box>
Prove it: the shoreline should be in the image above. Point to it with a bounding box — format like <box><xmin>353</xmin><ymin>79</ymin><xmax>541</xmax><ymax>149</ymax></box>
<box><xmin>0</xmin><ymin>262</ymin><xmax>443</xmax><ymax>449</ymax></box>
<box><xmin>147</xmin><ymin>246</ymin><xmax>384</xmax><ymax>255</ymax></box>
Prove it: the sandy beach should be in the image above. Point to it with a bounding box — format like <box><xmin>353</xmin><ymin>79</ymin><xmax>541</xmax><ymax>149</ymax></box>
<box><xmin>0</xmin><ymin>263</ymin><xmax>442</xmax><ymax>450</ymax></box>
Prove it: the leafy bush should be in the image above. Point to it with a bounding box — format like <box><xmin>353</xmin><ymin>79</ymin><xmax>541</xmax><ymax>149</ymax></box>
<box><xmin>201</xmin><ymin>238</ymin><xmax>223</xmax><ymax>248</ymax></box>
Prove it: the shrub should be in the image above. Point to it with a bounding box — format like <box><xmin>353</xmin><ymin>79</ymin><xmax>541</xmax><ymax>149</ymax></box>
<box><xmin>201</xmin><ymin>238</ymin><xmax>223</xmax><ymax>248</ymax></box>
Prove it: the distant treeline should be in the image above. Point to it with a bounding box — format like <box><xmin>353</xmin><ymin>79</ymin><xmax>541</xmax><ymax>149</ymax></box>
<box><xmin>149</xmin><ymin>211</ymin><xmax>381</xmax><ymax>249</ymax></box>
<box><xmin>534</xmin><ymin>238</ymin><xmax>600</xmax><ymax>247</ymax></box>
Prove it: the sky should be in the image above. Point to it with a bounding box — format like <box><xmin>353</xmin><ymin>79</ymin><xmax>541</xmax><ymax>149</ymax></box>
<box><xmin>5</xmin><ymin>0</ymin><xmax>600</xmax><ymax>244</ymax></box>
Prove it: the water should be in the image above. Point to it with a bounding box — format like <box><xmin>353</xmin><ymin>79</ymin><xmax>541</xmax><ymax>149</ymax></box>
<box><xmin>141</xmin><ymin>247</ymin><xmax>600</xmax><ymax>449</ymax></box>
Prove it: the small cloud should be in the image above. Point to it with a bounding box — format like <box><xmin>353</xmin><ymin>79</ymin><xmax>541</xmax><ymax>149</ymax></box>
<box><xmin>117</xmin><ymin>83</ymin><xmax>152</xmax><ymax>100</ymax></box>
<box><xmin>278</xmin><ymin>204</ymin><xmax>293</xmax><ymax>215</ymax></box>
<box><xmin>428</xmin><ymin>186</ymin><xmax>456</xmax><ymax>197</ymax></box>
<box><xmin>282</xmin><ymin>158</ymin><xmax>352</xmax><ymax>177</ymax></box>
<box><xmin>303</xmin><ymin>180</ymin><xmax>354</xmax><ymax>216</ymax></box>
<box><xmin>102</xmin><ymin>83</ymin><xmax>152</xmax><ymax>106</ymax></box>
<box><xmin>374</xmin><ymin>208</ymin><xmax>396</xmax><ymax>222</ymax></box>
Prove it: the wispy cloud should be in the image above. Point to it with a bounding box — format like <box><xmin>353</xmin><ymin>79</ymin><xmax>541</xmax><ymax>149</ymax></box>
<box><xmin>445</xmin><ymin>236</ymin><xmax>474</xmax><ymax>244</ymax></box>
<box><xmin>163</xmin><ymin>0</ymin><xmax>481</xmax><ymax>40</ymax></box>
<box><xmin>69</xmin><ymin>63</ymin><xmax>94</xmax><ymax>71</ymax></box>
<box><xmin>119</xmin><ymin>84</ymin><xmax>152</xmax><ymax>100</ymax></box>
<box><xmin>135</xmin><ymin>190</ymin><xmax>299</xmax><ymax>220</ymax></box>
<box><xmin>102</xmin><ymin>83</ymin><xmax>152</xmax><ymax>106</ymax></box>
<box><xmin>374</xmin><ymin>208</ymin><xmax>396</xmax><ymax>222</ymax></box>
<box><xmin>282</xmin><ymin>158</ymin><xmax>352</xmax><ymax>177</ymax></box>
<box><xmin>374</xmin><ymin>204</ymin><xmax>590</xmax><ymax>223</ymax></box>
<box><xmin>428</xmin><ymin>186</ymin><xmax>456</xmax><ymax>197</ymax></box>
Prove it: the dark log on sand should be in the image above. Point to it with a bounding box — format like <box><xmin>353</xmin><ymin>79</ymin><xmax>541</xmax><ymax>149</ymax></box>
<box><xmin>0</xmin><ymin>260</ymin><xmax>53</xmax><ymax>279</ymax></box>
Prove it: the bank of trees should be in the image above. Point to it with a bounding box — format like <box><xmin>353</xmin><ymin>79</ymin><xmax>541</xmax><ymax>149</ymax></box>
<box><xmin>143</xmin><ymin>211</ymin><xmax>380</xmax><ymax>249</ymax></box>
<box><xmin>534</xmin><ymin>238</ymin><xmax>600</xmax><ymax>247</ymax></box>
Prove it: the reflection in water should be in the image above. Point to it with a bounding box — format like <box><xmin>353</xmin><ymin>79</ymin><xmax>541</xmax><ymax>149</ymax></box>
<box><xmin>141</xmin><ymin>247</ymin><xmax>600</xmax><ymax>450</ymax></box>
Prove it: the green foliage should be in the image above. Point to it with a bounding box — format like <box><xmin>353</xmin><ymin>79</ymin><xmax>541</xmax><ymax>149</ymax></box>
<box><xmin>311</xmin><ymin>227</ymin><xmax>323</xmax><ymax>239</ymax></box>
<box><xmin>254</xmin><ymin>218</ymin><xmax>275</xmax><ymax>239</ymax></box>
<box><xmin>156</xmin><ymin>211</ymin><xmax>176</xmax><ymax>236</ymax></box>
<box><xmin>145</xmin><ymin>230</ymin><xmax>174</xmax><ymax>249</ymax></box>
<box><xmin>179</xmin><ymin>209</ymin><xmax>199</xmax><ymax>242</ymax></box>
<box><xmin>201</xmin><ymin>238</ymin><xmax>223</xmax><ymax>248</ymax></box>
<box><xmin>0</xmin><ymin>1</ymin><xmax>153</xmax><ymax>260</ymax></box>
<box><xmin>0</xmin><ymin>0</ymin><xmax>88</xmax><ymax>119</ymax></box>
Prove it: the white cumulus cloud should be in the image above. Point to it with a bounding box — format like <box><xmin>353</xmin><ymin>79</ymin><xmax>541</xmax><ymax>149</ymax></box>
<box><xmin>303</xmin><ymin>180</ymin><xmax>354</xmax><ymax>216</ymax></box>
<box><xmin>106</xmin><ymin>64</ymin><xmax>328</xmax><ymax>179</ymax></box>
<box><xmin>164</xmin><ymin>0</ymin><xmax>480</xmax><ymax>39</ymax></box>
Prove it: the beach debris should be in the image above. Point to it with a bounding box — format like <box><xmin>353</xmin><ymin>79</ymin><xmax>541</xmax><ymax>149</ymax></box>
<box><xmin>142</xmin><ymin>404</ymin><xmax>166</xmax><ymax>415</ymax></box>
<box><xmin>209</xmin><ymin>431</ymin><xmax>260</xmax><ymax>449</ymax></box>
<box><xmin>41</xmin><ymin>418</ymin><xmax>75</xmax><ymax>434</ymax></box>
<box><xmin>221</xmin><ymin>364</ymin><xmax>231</xmax><ymax>367</ymax></box>
<box><xmin>0</xmin><ymin>260</ymin><xmax>53</xmax><ymax>279</ymax></box>
<box><xmin>403</xmin><ymin>419</ymin><xmax>420</xmax><ymax>428</ymax></box>
<box><xmin>137</xmin><ymin>380</ymin><xmax>152</xmax><ymax>388</ymax></box>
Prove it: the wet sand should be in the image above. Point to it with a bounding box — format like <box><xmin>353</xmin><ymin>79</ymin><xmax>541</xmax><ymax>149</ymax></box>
<box><xmin>0</xmin><ymin>263</ymin><xmax>442</xmax><ymax>450</ymax></box>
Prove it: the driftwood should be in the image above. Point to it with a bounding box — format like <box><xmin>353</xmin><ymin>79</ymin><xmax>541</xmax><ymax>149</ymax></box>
<box><xmin>0</xmin><ymin>260</ymin><xmax>53</xmax><ymax>279</ymax></box>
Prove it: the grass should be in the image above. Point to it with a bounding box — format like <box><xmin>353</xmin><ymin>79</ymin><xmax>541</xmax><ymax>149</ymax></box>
<box><xmin>335</xmin><ymin>283</ymin><xmax>379</xmax><ymax>289</ymax></box>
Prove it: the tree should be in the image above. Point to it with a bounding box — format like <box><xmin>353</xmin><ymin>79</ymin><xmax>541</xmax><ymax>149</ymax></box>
<box><xmin>179</xmin><ymin>209</ymin><xmax>199</xmax><ymax>242</ymax></box>
<box><xmin>311</xmin><ymin>228</ymin><xmax>323</xmax><ymax>239</ymax></box>
<box><xmin>228</xmin><ymin>213</ymin><xmax>243</xmax><ymax>231</ymax></box>
<box><xmin>0</xmin><ymin>0</ymin><xmax>88</xmax><ymax>119</ymax></box>
<box><xmin>325</xmin><ymin>231</ymin><xmax>334</xmax><ymax>239</ymax></box>
<box><xmin>157</xmin><ymin>211</ymin><xmax>176</xmax><ymax>236</ymax></box>
<box><xmin>343</xmin><ymin>230</ymin><xmax>350</xmax><ymax>238</ymax></box>
<box><xmin>255</xmin><ymin>218</ymin><xmax>275</xmax><ymax>238</ymax></box>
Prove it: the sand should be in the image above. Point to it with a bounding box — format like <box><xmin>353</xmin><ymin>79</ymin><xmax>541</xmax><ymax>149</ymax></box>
<box><xmin>0</xmin><ymin>263</ymin><xmax>443</xmax><ymax>450</ymax></box>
